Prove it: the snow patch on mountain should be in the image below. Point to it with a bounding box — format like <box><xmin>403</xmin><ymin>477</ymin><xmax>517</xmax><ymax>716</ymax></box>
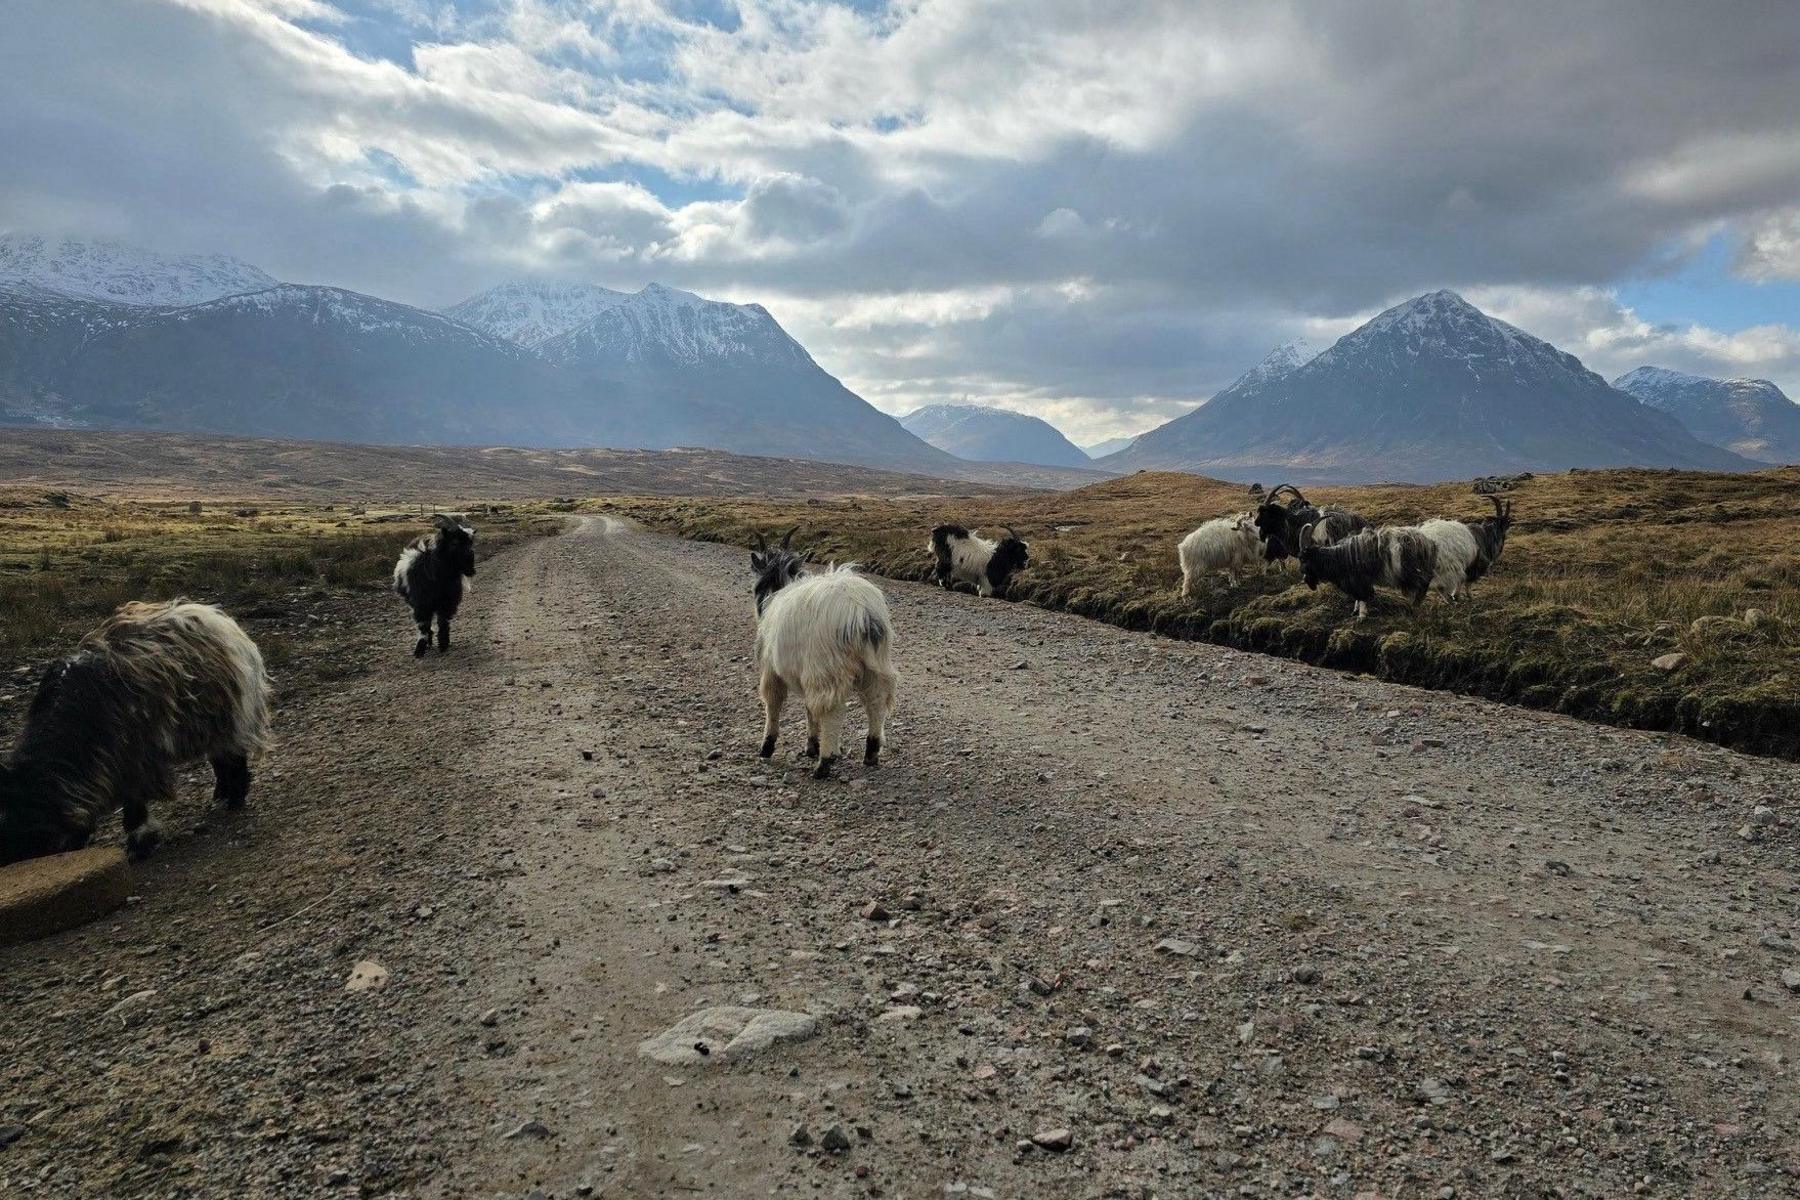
<box><xmin>1235</xmin><ymin>338</ymin><xmax>1316</xmax><ymax>390</ymax></box>
<box><xmin>0</xmin><ymin>233</ymin><xmax>279</xmax><ymax>306</ymax></box>
<box><xmin>443</xmin><ymin>281</ymin><xmax>634</xmax><ymax>349</ymax></box>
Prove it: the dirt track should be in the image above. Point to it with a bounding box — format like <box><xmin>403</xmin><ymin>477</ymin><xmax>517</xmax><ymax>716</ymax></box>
<box><xmin>3</xmin><ymin>516</ymin><xmax>1797</xmax><ymax>1199</ymax></box>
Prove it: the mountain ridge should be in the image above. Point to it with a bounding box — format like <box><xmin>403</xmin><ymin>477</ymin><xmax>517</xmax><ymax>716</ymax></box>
<box><xmin>1103</xmin><ymin>290</ymin><xmax>1752</xmax><ymax>482</ymax></box>
<box><xmin>899</xmin><ymin>402</ymin><xmax>1093</xmax><ymax>469</ymax></box>
<box><xmin>1613</xmin><ymin>365</ymin><xmax>1800</xmax><ymax>464</ymax></box>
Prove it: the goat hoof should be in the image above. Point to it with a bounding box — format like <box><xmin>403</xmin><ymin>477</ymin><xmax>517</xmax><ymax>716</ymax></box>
<box><xmin>758</xmin><ymin>737</ymin><xmax>776</xmax><ymax>759</ymax></box>
<box><xmin>126</xmin><ymin>823</ymin><xmax>162</xmax><ymax>861</ymax></box>
<box><xmin>864</xmin><ymin>738</ymin><xmax>881</xmax><ymax>767</ymax></box>
<box><xmin>811</xmin><ymin>756</ymin><xmax>837</xmax><ymax>780</ymax></box>
<box><xmin>413</xmin><ymin>640</ymin><xmax>430</xmax><ymax>658</ymax></box>
<box><xmin>803</xmin><ymin>739</ymin><xmax>820</xmax><ymax>760</ymax></box>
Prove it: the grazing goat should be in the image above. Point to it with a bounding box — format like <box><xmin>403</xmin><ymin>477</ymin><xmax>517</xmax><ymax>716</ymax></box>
<box><xmin>0</xmin><ymin>600</ymin><xmax>271</xmax><ymax>864</ymax></box>
<box><xmin>926</xmin><ymin>524</ymin><xmax>1030</xmax><ymax>597</ymax></box>
<box><xmin>1253</xmin><ymin>484</ymin><xmax>1370</xmax><ymax>565</ymax></box>
<box><xmin>752</xmin><ymin>530</ymin><xmax>897</xmax><ymax>780</ymax></box>
<box><xmin>1418</xmin><ymin>496</ymin><xmax>1514</xmax><ymax>601</ymax></box>
<box><xmin>1298</xmin><ymin>523</ymin><xmax>1437</xmax><ymax>621</ymax></box>
<box><xmin>1177</xmin><ymin>512</ymin><xmax>1264</xmax><ymax>595</ymax></box>
<box><xmin>394</xmin><ymin>515</ymin><xmax>475</xmax><ymax>657</ymax></box>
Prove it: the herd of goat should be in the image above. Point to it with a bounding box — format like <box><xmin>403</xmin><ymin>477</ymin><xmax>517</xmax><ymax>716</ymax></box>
<box><xmin>0</xmin><ymin>487</ymin><xmax>1512</xmax><ymax>867</ymax></box>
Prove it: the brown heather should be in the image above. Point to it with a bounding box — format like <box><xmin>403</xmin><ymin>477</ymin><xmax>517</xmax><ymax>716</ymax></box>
<box><xmin>601</xmin><ymin>467</ymin><xmax>1800</xmax><ymax>759</ymax></box>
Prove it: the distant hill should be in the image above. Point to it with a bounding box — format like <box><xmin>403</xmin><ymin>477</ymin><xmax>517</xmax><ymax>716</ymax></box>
<box><xmin>899</xmin><ymin>403</ymin><xmax>1092</xmax><ymax>468</ymax></box>
<box><xmin>1083</xmin><ymin>436</ymin><xmax>1136</xmax><ymax>458</ymax></box>
<box><xmin>0</xmin><ymin>427</ymin><xmax>1096</xmax><ymax>502</ymax></box>
<box><xmin>1613</xmin><ymin>366</ymin><xmax>1800</xmax><ymax>464</ymax></box>
<box><xmin>1103</xmin><ymin>291</ymin><xmax>1752</xmax><ymax>482</ymax></box>
<box><xmin>0</xmin><ymin>238</ymin><xmax>973</xmax><ymax>476</ymax></box>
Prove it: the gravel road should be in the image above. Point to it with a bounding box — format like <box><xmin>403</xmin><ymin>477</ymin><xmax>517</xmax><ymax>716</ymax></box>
<box><xmin>3</xmin><ymin>516</ymin><xmax>1796</xmax><ymax>1199</ymax></box>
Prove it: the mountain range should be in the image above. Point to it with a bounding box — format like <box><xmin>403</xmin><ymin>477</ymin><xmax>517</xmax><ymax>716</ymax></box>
<box><xmin>1102</xmin><ymin>291</ymin><xmax>1755</xmax><ymax>482</ymax></box>
<box><xmin>899</xmin><ymin>403</ymin><xmax>1092</xmax><ymax>468</ymax></box>
<box><xmin>0</xmin><ymin>236</ymin><xmax>967</xmax><ymax>475</ymax></box>
<box><xmin>1612</xmin><ymin>366</ymin><xmax>1800</xmax><ymax>464</ymax></box>
<box><xmin>0</xmin><ymin>237</ymin><xmax>1785</xmax><ymax>483</ymax></box>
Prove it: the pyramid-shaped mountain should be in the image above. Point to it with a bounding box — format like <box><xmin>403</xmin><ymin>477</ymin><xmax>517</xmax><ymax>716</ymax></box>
<box><xmin>1104</xmin><ymin>291</ymin><xmax>1753</xmax><ymax>482</ymax></box>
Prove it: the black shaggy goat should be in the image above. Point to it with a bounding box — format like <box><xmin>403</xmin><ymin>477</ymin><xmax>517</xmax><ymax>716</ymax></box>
<box><xmin>0</xmin><ymin>600</ymin><xmax>272</xmax><ymax>864</ymax></box>
<box><xmin>1253</xmin><ymin>484</ymin><xmax>1370</xmax><ymax>564</ymax></box>
<box><xmin>1298</xmin><ymin>522</ymin><xmax>1437</xmax><ymax>621</ymax></box>
<box><xmin>926</xmin><ymin>524</ymin><xmax>1030</xmax><ymax>597</ymax></box>
<box><xmin>394</xmin><ymin>515</ymin><xmax>476</xmax><ymax>657</ymax></box>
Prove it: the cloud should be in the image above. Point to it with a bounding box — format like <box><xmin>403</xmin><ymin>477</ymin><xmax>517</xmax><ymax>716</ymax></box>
<box><xmin>3</xmin><ymin>0</ymin><xmax>1798</xmax><ymax>437</ymax></box>
<box><xmin>1471</xmin><ymin>285</ymin><xmax>1800</xmax><ymax>392</ymax></box>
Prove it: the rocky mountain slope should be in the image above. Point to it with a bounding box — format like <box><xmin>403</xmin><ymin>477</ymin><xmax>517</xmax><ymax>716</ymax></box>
<box><xmin>1614</xmin><ymin>365</ymin><xmax>1800</xmax><ymax>464</ymax></box>
<box><xmin>0</xmin><ymin>240</ymin><xmax>964</xmax><ymax>473</ymax></box>
<box><xmin>1104</xmin><ymin>291</ymin><xmax>1752</xmax><ymax>482</ymax></box>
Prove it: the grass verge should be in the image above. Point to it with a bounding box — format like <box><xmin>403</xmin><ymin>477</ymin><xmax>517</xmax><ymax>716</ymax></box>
<box><xmin>0</xmin><ymin>489</ymin><xmax>563</xmax><ymax>672</ymax></box>
<box><xmin>599</xmin><ymin>467</ymin><xmax>1800</xmax><ymax>760</ymax></box>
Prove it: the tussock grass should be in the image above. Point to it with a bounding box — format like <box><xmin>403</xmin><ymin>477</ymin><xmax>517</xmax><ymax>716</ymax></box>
<box><xmin>602</xmin><ymin>467</ymin><xmax>1800</xmax><ymax>759</ymax></box>
<box><xmin>0</xmin><ymin>490</ymin><xmax>561</xmax><ymax>667</ymax></box>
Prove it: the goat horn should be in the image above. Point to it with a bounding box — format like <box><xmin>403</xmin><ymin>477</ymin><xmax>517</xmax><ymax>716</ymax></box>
<box><xmin>1298</xmin><ymin>522</ymin><xmax>1315</xmax><ymax>551</ymax></box>
<box><xmin>754</xmin><ymin>531</ymin><xmax>769</xmax><ymax>554</ymax></box>
<box><xmin>1487</xmin><ymin>494</ymin><xmax>1505</xmax><ymax>518</ymax></box>
<box><xmin>1005</xmin><ymin>525</ymin><xmax>1020</xmax><ymax>540</ymax></box>
<box><xmin>780</xmin><ymin>525</ymin><xmax>799</xmax><ymax>549</ymax></box>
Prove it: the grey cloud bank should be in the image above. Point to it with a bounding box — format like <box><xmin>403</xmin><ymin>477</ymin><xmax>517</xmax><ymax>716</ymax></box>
<box><xmin>3</xmin><ymin>0</ymin><xmax>1798</xmax><ymax>440</ymax></box>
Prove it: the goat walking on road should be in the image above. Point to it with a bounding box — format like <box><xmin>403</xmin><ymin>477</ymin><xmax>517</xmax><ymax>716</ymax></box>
<box><xmin>751</xmin><ymin>529</ymin><xmax>897</xmax><ymax>780</ymax></box>
<box><xmin>394</xmin><ymin>515</ymin><xmax>476</xmax><ymax>658</ymax></box>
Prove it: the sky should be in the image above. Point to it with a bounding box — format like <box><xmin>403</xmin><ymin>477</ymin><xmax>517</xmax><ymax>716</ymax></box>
<box><xmin>3</xmin><ymin>0</ymin><xmax>1798</xmax><ymax>443</ymax></box>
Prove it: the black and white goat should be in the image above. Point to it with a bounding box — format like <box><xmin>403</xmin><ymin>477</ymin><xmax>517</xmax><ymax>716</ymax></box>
<box><xmin>1253</xmin><ymin>484</ymin><xmax>1370</xmax><ymax>565</ymax></box>
<box><xmin>1299</xmin><ymin>497</ymin><xmax>1515</xmax><ymax>620</ymax></box>
<box><xmin>0</xmin><ymin>600</ymin><xmax>272</xmax><ymax>864</ymax></box>
<box><xmin>926</xmin><ymin>524</ymin><xmax>1030</xmax><ymax>597</ymax></box>
<box><xmin>1177</xmin><ymin>512</ymin><xmax>1264</xmax><ymax>594</ymax></box>
<box><xmin>751</xmin><ymin>529</ymin><xmax>897</xmax><ymax>780</ymax></box>
<box><xmin>394</xmin><ymin>515</ymin><xmax>476</xmax><ymax>657</ymax></box>
<box><xmin>1417</xmin><ymin>496</ymin><xmax>1514</xmax><ymax>601</ymax></box>
<box><xmin>1298</xmin><ymin>523</ymin><xmax>1436</xmax><ymax>621</ymax></box>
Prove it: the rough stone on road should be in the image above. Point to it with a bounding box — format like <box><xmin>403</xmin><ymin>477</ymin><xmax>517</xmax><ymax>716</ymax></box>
<box><xmin>637</xmin><ymin>1005</ymin><xmax>819</xmax><ymax>1066</ymax></box>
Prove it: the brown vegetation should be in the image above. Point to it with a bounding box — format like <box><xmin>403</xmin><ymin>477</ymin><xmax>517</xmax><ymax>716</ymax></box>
<box><xmin>0</xmin><ymin>488</ymin><xmax>561</xmax><ymax>668</ymax></box>
<box><xmin>603</xmin><ymin>467</ymin><xmax>1800</xmax><ymax>758</ymax></box>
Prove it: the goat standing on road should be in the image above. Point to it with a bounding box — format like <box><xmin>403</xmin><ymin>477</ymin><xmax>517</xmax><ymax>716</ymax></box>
<box><xmin>394</xmin><ymin>515</ymin><xmax>476</xmax><ymax>658</ymax></box>
<box><xmin>752</xmin><ymin>529</ymin><xmax>897</xmax><ymax>780</ymax></box>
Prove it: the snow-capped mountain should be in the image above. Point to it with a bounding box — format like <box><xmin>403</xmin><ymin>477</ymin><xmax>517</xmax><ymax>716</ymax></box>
<box><xmin>0</xmin><ymin>282</ymin><xmax>588</xmax><ymax>444</ymax></box>
<box><xmin>1233</xmin><ymin>338</ymin><xmax>1316</xmax><ymax>392</ymax></box>
<box><xmin>899</xmin><ymin>403</ymin><xmax>1095</xmax><ymax>469</ymax></box>
<box><xmin>1104</xmin><ymin>290</ymin><xmax>1752</xmax><ymax>482</ymax></box>
<box><xmin>1612</xmin><ymin>366</ymin><xmax>1800</xmax><ymax>464</ymax></box>
<box><xmin>0</xmin><ymin>237</ymin><xmax>966</xmax><ymax>473</ymax></box>
<box><xmin>443</xmin><ymin>281</ymin><xmax>636</xmax><ymax>349</ymax></box>
<box><xmin>0</xmin><ymin>233</ymin><xmax>278</xmax><ymax>306</ymax></box>
<box><xmin>453</xmin><ymin>281</ymin><xmax>813</xmax><ymax>369</ymax></box>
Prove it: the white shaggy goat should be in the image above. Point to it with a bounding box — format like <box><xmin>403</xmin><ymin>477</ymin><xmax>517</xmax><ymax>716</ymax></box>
<box><xmin>751</xmin><ymin>530</ymin><xmax>897</xmax><ymax>779</ymax></box>
<box><xmin>0</xmin><ymin>600</ymin><xmax>272</xmax><ymax>863</ymax></box>
<box><xmin>925</xmin><ymin>524</ymin><xmax>1030</xmax><ymax>598</ymax></box>
<box><xmin>1417</xmin><ymin>496</ymin><xmax>1514</xmax><ymax>601</ymax></box>
<box><xmin>1177</xmin><ymin>512</ymin><xmax>1265</xmax><ymax>595</ymax></box>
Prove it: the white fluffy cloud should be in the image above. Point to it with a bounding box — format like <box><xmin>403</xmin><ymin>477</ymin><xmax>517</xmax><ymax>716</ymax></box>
<box><xmin>4</xmin><ymin>0</ymin><xmax>1799</xmax><ymax>436</ymax></box>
